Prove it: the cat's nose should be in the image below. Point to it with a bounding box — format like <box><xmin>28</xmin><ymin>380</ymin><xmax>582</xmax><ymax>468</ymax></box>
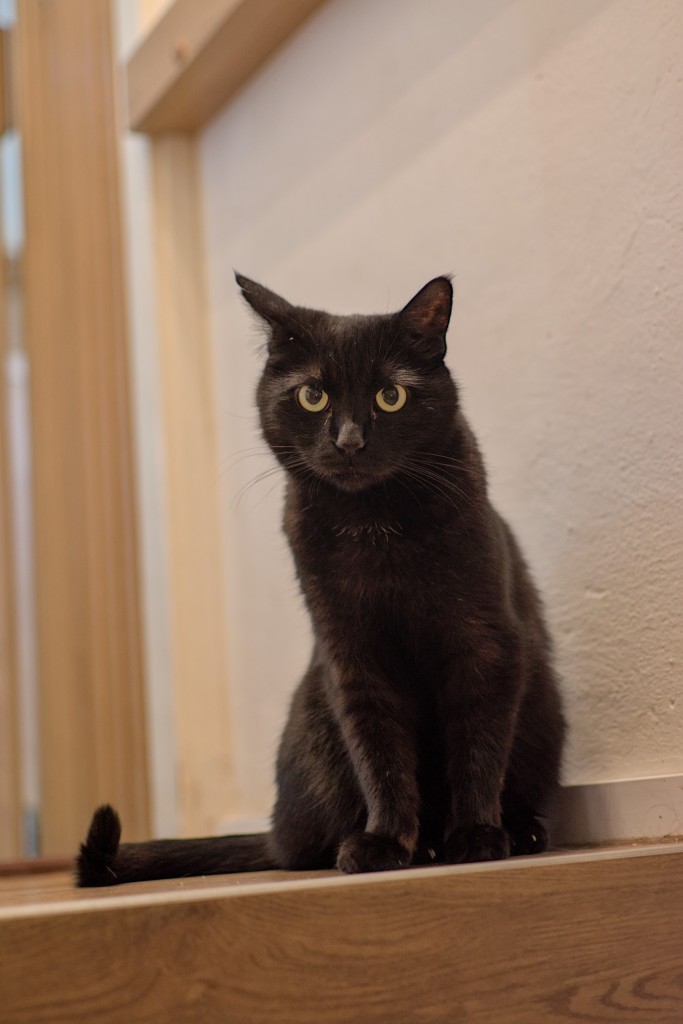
<box><xmin>335</xmin><ymin>420</ymin><xmax>366</xmax><ymax>456</ymax></box>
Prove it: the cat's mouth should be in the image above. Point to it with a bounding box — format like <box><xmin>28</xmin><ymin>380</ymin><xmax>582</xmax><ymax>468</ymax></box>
<box><xmin>327</xmin><ymin>466</ymin><xmax>370</xmax><ymax>491</ymax></box>
<box><xmin>300</xmin><ymin>448</ymin><xmax>394</xmax><ymax>492</ymax></box>
<box><xmin>325</xmin><ymin>462</ymin><xmax>387</xmax><ymax>493</ymax></box>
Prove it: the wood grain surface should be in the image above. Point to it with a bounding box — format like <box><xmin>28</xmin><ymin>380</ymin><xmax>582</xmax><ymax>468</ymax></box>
<box><xmin>1</xmin><ymin>846</ymin><xmax>682</xmax><ymax>1023</ymax></box>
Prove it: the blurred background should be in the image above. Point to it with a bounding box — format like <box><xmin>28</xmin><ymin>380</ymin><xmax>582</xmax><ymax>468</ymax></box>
<box><xmin>0</xmin><ymin>0</ymin><xmax>681</xmax><ymax>859</ymax></box>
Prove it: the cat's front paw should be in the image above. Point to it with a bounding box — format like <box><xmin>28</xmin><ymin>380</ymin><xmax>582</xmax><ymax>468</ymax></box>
<box><xmin>443</xmin><ymin>824</ymin><xmax>510</xmax><ymax>864</ymax></box>
<box><xmin>336</xmin><ymin>832</ymin><xmax>412</xmax><ymax>874</ymax></box>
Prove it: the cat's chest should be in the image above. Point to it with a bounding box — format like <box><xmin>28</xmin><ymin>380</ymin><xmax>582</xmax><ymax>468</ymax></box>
<box><xmin>333</xmin><ymin>519</ymin><xmax>404</xmax><ymax>545</ymax></box>
<box><xmin>290</xmin><ymin>509</ymin><xmax>440</xmax><ymax>604</ymax></box>
<box><xmin>324</xmin><ymin>518</ymin><xmax>411</xmax><ymax>591</ymax></box>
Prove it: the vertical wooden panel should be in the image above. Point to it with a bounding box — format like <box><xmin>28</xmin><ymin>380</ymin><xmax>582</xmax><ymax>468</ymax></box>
<box><xmin>13</xmin><ymin>0</ymin><xmax>149</xmax><ymax>853</ymax></box>
<box><xmin>151</xmin><ymin>136</ymin><xmax>234</xmax><ymax>835</ymax></box>
<box><xmin>0</xmin><ymin>402</ymin><xmax>21</xmax><ymax>859</ymax></box>
<box><xmin>0</xmin><ymin>29</ymin><xmax>7</xmax><ymax>134</ymax></box>
<box><xmin>0</xmin><ymin>258</ymin><xmax>21</xmax><ymax>859</ymax></box>
<box><xmin>0</xmin><ymin>21</ymin><xmax>22</xmax><ymax>859</ymax></box>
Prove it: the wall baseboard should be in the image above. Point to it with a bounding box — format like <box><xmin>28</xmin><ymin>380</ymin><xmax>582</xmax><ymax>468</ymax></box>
<box><xmin>551</xmin><ymin>774</ymin><xmax>683</xmax><ymax>846</ymax></box>
<box><xmin>219</xmin><ymin>775</ymin><xmax>683</xmax><ymax>849</ymax></box>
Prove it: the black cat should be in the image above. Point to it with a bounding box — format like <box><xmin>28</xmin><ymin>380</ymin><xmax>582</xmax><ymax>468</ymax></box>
<box><xmin>77</xmin><ymin>274</ymin><xmax>565</xmax><ymax>885</ymax></box>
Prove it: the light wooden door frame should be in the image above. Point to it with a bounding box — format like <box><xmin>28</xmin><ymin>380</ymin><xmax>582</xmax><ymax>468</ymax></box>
<box><xmin>0</xmin><ymin>24</ymin><xmax>22</xmax><ymax>859</ymax></box>
<box><xmin>12</xmin><ymin>0</ymin><xmax>149</xmax><ymax>854</ymax></box>
<box><xmin>147</xmin><ymin>136</ymin><xmax>235</xmax><ymax>835</ymax></box>
<box><xmin>0</xmin><ymin>278</ymin><xmax>22</xmax><ymax>860</ymax></box>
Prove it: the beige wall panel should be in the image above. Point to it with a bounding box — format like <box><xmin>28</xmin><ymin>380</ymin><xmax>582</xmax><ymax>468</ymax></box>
<box><xmin>151</xmin><ymin>135</ymin><xmax>234</xmax><ymax>835</ymax></box>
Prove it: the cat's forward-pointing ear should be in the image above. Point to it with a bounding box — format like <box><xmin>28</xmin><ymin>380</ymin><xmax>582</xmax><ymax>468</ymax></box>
<box><xmin>235</xmin><ymin>272</ymin><xmax>296</xmax><ymax>327</ymax></box>
<box><xmin>400</xmin><ymin>276</ymin><xmax>453</xmax><ymax>360</ymax></box>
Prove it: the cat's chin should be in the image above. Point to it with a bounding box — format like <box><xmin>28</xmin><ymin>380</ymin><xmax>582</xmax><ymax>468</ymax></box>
<box><xmin>324</xmin><ymin>467</ymin><xmax>382</xmax><ymax>493</ymax></box>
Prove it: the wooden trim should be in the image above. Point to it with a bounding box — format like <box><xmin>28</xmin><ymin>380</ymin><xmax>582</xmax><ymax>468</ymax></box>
<box><xmin>0</xmin><ymin>857</ymin><xmax>71</xmax><ymax>877</ymax></box>
<box><xmin>2</xmin><ymin>845</ymin><xmax>682</xmax><ymax>1022</ymax></box>
<box><xmin>0</xmin><ymin>29</ymin><xmax>8</xmax><ymax>134</ymax></box>
<box><xmin>150</xmin><ymin>136</ymin><xmax>234</xmax><ymax>835</ymax></box>
<box><xmin>0</xmin><ymin>272</ymin><xmax>21</xmax><ymax>859</ymax></box>
<box><xmin>0</xmin><ymin>24</ymin><xmax>20</xmax><ymax>859</ymax></box>
<box><xmin>552</xmin><ymin>773</ymin><xmax>683</xmax><ymax>846</ymax></box>
<box><xmin>127</xmin><ymin>0</ymin><xmax>327</xmax><ymax>133</ymax></box>
<box><xmin>12</xmin><ymin>0</ymin><xmax>149</xmax><ymax>854</ymax></box>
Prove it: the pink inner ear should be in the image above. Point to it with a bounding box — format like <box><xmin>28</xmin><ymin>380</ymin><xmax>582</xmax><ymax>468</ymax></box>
<box><xmin>424</xmin><ymin>290</ymin><xmax>451</xmax><ymax>331</ymax></box>
<box><xmin>404</xmin><ymin>277</ymin><xmax>453</xmax><ymax>334</ymax></box>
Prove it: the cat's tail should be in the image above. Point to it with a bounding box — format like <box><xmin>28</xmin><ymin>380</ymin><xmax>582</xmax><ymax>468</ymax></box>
<box><xmin>76</xmin><ymin>805</ymin><xmax>278</xmax><ymax>887</ymax></box>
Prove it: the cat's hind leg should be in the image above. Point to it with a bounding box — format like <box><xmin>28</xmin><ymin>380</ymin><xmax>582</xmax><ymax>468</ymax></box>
<box><xmin>501</xmin><ymin>664</ymin><xmax>565</xmax><ymax>857</ymax></box>
<box><xmin>270</xmin><ymin>662</ymin><xmax>365</xmax><ymax>871</ymax></box>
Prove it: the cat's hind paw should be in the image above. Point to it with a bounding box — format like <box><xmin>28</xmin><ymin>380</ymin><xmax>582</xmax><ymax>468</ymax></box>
<box><xmin>508</xmin><ymin>816</ymin><xmax>548</xmax><ymax>856</ymax></box>
<box><xmin>336</xmin><ymin>832</ymin><xmax>412</xmax><ymax>874</ymax></box>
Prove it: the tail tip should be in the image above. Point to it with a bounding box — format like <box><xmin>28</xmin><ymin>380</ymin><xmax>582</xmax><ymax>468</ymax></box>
<box><xmin>75</xmin><ymin>804</ymin><xmax>122</xmax><ymax>887</ymax></box>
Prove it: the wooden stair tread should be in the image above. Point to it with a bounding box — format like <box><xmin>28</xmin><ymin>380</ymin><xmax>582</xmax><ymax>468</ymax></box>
<box><xmin>1</xmin><ymin>842</ymin><xmax>682</xmax><ymax>1022</ymax></box>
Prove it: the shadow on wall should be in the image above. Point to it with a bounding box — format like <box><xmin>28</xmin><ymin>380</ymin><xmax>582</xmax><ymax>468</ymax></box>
<box><xmin>553</xmin><ymin>505</ymin><xmax>683</xmax><ymax>784</ymax></box>
<box><xmin>481</xmin><ymin>183</ymin><xmax>683</xmax><ymax>787</ymax></box>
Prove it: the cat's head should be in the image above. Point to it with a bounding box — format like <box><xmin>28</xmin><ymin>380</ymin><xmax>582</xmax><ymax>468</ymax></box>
<box><xmin>237</xmin><ymin>273</ymin><xmax>458</xmax><ymax>493</ymax></box>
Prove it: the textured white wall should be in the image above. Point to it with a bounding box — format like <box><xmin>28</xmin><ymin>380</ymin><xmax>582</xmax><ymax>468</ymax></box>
<box><xmin>200</xmin><ymin>0</ymin><xmax>683</xmax><ymax>816</ymax></box>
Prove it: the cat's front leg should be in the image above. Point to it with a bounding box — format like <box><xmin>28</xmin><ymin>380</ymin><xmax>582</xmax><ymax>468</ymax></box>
<box><xmin>326</xmin><ymin>656</ymin><xmax>420</xmax><ymax>874</ymax></box>
<box><xmin>441</xmin><ymin>629</ymin><xmax>524</xmax><ymax>864</ymax></box>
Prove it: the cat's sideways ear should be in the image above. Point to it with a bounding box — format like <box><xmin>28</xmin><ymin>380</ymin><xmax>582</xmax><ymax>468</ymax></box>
<box><xmin>235</xmin><ymin>272</ymin><xmax>295</xmax><ymax>328</ymax></box>
<box><xmin>400</xmin><ymin>276</ymin><xmax>453</xmax><ymax>359</ymax></box>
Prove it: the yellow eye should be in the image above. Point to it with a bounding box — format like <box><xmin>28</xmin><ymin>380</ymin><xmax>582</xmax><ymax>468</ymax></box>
<box><xmin>375</xmin><ymin>383</ymin><xmax>407</xmax><ymax>413</ymax></box>
<box><xmin>297</xmin><ymin>384</ymin><xmax>329</xmax><ymax>413</ymax></box>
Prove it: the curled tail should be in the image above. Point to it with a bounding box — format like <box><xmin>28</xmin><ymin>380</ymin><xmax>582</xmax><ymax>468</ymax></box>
<box><xmin>76</xmin><ymin>805</ymin><xmax>278</xmax><ymax>887</ymax></box>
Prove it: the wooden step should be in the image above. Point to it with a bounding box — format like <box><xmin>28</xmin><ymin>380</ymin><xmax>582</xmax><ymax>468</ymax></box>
<box><xmin>1</xmin><ymin>842</ymin><xmax>682</xmax><ymax>1023</ymax></box>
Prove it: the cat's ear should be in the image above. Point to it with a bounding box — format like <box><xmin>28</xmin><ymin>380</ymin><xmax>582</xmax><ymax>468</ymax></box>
<box><xmin>235</xmin><ymin>272</ymin><xmax>295</xmax><ymax>328</ymax></box>
<box><xmin>400</xmin><ymin>276</ymin><xmax>453</xmax><ymax>359</ymax></box>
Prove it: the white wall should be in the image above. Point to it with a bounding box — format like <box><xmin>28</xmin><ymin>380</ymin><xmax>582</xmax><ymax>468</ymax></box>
<box><xmin>200</xmin><ymin>0</ymin><xmax>683</xmax><ymax>817</ymax></box>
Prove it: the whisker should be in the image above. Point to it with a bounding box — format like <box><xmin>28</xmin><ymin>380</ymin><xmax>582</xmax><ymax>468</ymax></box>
<box><xmin>399</xmin><ymin>467</ymin><xmax>460</xmax><ymax>510</ymax></box>
<box><xmin>232</xmin><ymin>466</ymin><xmax>284</xmax><ymax>508</ymax></box>
<box><xmin>219</xmin><ymin>443</ymin><xmax>299</xmax><ymax>469</ymax></box>
<box><xmin>249</xmin><ymin>479</ymin><xmax>284</xmax><ymax>512</ymax></box>
<box><xmin>399</xmin><ymin>463</ymin><xmax>486</xmax><ymax>522</ymax></box>
<box><xmin>410</xmin><ymin>451</ymin><xmax>472</xmax><ymax>470</ymax></box>
<box><xmin>392</xmin><ymin>472</ymin><xmax>425</xmax><ymax>510</ymax></box>
<box><xmin>229</xmin><ymin>450</ymin><xmax>316</xmax><ymax>507</ymax></box>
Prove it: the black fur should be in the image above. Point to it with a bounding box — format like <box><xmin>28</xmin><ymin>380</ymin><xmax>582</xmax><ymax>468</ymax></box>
<box><xmin>76</xmin><ymin>274</ymin><xmax>565</xmax><ymax>886</ymax></box>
